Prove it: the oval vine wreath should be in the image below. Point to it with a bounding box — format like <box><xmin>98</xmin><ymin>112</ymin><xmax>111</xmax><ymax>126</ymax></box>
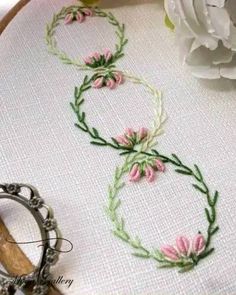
<box><xmin>45</xmin><ymin>3</ymin><xmax>220</xmax><ymax>273</ymax></box>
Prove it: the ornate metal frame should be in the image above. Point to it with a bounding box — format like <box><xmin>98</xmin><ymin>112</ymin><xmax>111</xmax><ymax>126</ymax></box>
<box><xmin>0</xmin><ymin>183</ymin><xmax>62</xmax><ymax>295</ymax></box>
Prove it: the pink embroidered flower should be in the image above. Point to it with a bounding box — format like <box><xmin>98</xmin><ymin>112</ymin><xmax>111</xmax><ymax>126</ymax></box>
<box><xmin>106</xmin><ymin>78</ymin><xmax>116</xmax><ymax>89</ymax></box>
<box><xmin>83</xmin><ymin>8</ymin><xmax>93</xmax><ymax>17</ymax></box>
<box><xmin>92</xmin><ymin>52</ymin><xmax>101</xmax><ymax>62</ymax></box>
<box><xmin>145</xmin><ymin>165</ymin><xmax>155</xmax><ymax>182</ymax></box>
<box><xmin>137</xmin><ymin>127</ymin><xmax>148</xmax><ymax>142</ymax></box>
<box><xmin>192</xmin><ymin>234</ymin><xmax>205</xmax><ymax>256</ymax></box>
<box><xmin>115</xmin><ymin>128</ymin><xmax>148</xmax><ymax>148</ymax></box>
<box><xmin>155</xmin><ymin>159</ymin><xmax>165</xmax><ymax>172</ymax></box>
<box><xmin>114</xmin><ymin>71</ymin><xmax>124</xmax><ymax>85</ymax></box>
<box><xmin>64</xmin><ymin>8</ymin><xmax>93</xmax><ymax>25</ymax></box>
<box><xmin>83</xmin><ymin>56</ymin><xmax>93</xmax><ymax>65</ymax></box>
<box><xmin>64</xmin><ymin>13</ymin><xmax>73</xmax><ymax>24</ymax></box>
<box><xmin>76</xmin><ymin>11</ymin><xmax>85</xmax><ymax>23</ymax></box>
<box><xmin>161</xmin><ymin>245</ymin><xmax>180</xmax><ymax>261</ymax></box>
<box><xmin>176</xmin><ymin>236</ymin><xmax>190</xmax><ymax>256</ymax></box>
<box><xmin>104</xmin><ymin>48</ymin><xmax>113</xmax><ymax>63</ymax></box>
<box><xmin>92</xmin><ymin>77</ymin><xmax>104</xmax><ymax>89</ymax></box>
<box><xmin>125</xmin><ymin>128</ymin><xmax>135</xmax><ymax>139</ymax></box>
<box><xmin>83</xmin><ymin>49</ymin><xmax>114</xmax><ymax>67</ymax></box>
<box><xmin>116</xmin><ymin>135</ymin><xmax>131</xmax><ymax>146</ymax></box>
<box><xmin>129</xmin><ymin>163</ymin><xmax>141</xmax><ymax>182</ymax></box>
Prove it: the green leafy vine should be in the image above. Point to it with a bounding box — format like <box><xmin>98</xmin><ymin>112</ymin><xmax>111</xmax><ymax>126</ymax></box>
<box><xmin>45</xmin><ymin>5</ymin><xmax>128</xmax><ymax>69</ymax></box>
<box><xmin>46</xmin><ymin>4</ymin><xmax>219</xmax><ymax>273</ymax></box>
<box><xmin>106</xmin><ymin>151</ymin><xmax>219</xmax><ymax>272</ymax></box>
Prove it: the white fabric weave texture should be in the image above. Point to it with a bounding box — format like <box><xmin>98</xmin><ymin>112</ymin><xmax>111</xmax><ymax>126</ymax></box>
<box><xmin>0</xmin><ymin>0</ymin><xmax>236</xmax><ymax>294</ymax></box>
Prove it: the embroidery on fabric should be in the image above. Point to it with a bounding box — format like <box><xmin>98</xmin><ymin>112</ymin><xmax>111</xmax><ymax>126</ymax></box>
<box><xmin>106</xmin><ymin>151</ymin><xmax>219</xmax><ymax>272</ymax></box>
<box><xmin>46</xmin><ymin>3</ymin><xmax>219</xmax><ymax>272</ymax></box>
<box><xmin>45</xmin><ymin>5</ymin><xmax>127</xmax><ymax>69</ymax></box>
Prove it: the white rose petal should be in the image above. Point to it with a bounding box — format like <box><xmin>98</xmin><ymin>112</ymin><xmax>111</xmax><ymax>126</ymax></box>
<box><xmin>166</xmin><ymin>0</ymin><xmax>236</xmax><ymax>79</ymax></box>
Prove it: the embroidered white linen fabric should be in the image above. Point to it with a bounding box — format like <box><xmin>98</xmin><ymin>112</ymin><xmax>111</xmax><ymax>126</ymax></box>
<box><xmin>0</xmin><ymin>0</ymin><xmax>236</xmax><ymax>294</ymax></box>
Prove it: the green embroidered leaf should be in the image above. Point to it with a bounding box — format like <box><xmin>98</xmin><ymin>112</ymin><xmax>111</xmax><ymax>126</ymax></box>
<box><xmin>211</xmin><ymin>226</ymin><xmax>219</xmax><ymax>235</ymax></box>
<box><xmin>212</xmin><ymin>191</ymin><xmax>219</xmax><ymax>206</ymax></box>
<box><xmin>130</xmin><ymin>239</ymin><xmax>141</xmax><ymax>249</ymax></box>
<box><xmin>70</xmin><ymin>102</ymin><xmax>76</xmax><ymax>112</ymax></box>
<box><xmin>198</xmin><ymin>248</ymin><xmax>214</xmax><ymax>259</ymax></box>
<box><xmin>194</xmin><ymin>164</ymin><xmax>203</xmax><ymax>180</ymax></box>
<box><xmin>111</xmin><ymin>137</ymin><xmax>119</xmax><ymax>146</ymax></box>
<box><xmin>74</xmin><ymin>123</ymin><xmax>87</xmax><ymax>132</ymax></box>
<box><xmin>193</xmin><ymin>184</ymin><xmax>207</xmax><ymax>194</ymax></box>
<box><xmin>175</xmin><ymin>169</ymin><xmax>192</xmax><ymax>175</ymax></box>
<box><xmin>205</xmin><ymin>208</ymin><xmax>212</xmax><ymax>223</ymax></box>
<box><xmin>171</xmin><ymin>153</ymin><xmax>182</xmax><ymax>165</ymax></box>
<box><xmin>92</xmin><ymin>128</ymin><xmax>99</xmax><ymax>137</ymax></box>
<box><xmin>132</xmin><ymin>252</ymin><xmax>149</xmax><ymax>258</ymax></box>
<box><xmin>77</xmin><ymin>99</ymin><xmax>84</xmax><ymax>107</ymax></box>
<box><xmin>119</xmin><ymin>150</ymin><xmax>135</xmax><ymax>156</ymax></box>
<box><xmin>113</xmin><ymin>230</ymin><xmax>129</xmax><ymax>242</ymax></box>
<box><xmin>211</xmin><ymin>206</ymin><xmax>216</xmax><ymax>223</ymax></box>
<box><xmin>158</xmin><ymin>263</ymin><xmax>175</xmax><ymax>268</ymax></box>
<box><xmin>112</xmin><ymin>198</ymin><xmax>121</xmax><ymax>210</ymax></box>
<box><xmin>108</xmin><ymin>210</ymin><xmax>116</xmax><ymax>221</ymax></box>
<box><xmin>90</xmin><ymin>141</ymin><xmax>107</xmax><ymax>146</ymax></box>
<box><xmin>80</xmin><ymin>112</ymin><xmax>85</xmax><ymax>122</ymax></box>
<box><xmin>82</xmin><ymin>85</ymin><xmax>91</xmax><ymax>92</ymax></box>
<box><xmin>178</xmin><ymin>264</ymin><xmax>194</xmax><ymax>273</ymax></box>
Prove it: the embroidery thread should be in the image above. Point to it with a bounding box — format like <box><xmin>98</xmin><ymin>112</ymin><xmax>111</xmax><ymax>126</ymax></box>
<box><xmin>46</xmin><ymin>4</ymin><xmax>219</xmax><ymax>273</ymax></box>
<box><xmin>106</xmin><ymin>151</ymin><xmax>219</xmax><ymax>272</ymax></box>
<box><xmin>45</xmin><ymin>5</ymin><xmax>128</xmax><ymax>69</ymax></box>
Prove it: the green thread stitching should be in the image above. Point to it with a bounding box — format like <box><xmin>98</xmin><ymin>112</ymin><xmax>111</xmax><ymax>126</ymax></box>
<box><xmin>45</xmin><ymin>4</ymin><xmax>219</xmax><ymax>272</ymax></box>
<box><xmin>106</xmin><ymin>151</ymin><xmax>219</xmax><ymax>272</ymax></box>
<box><xmin>70</xmin><ymin>72</ymin><xmax>166</xmax><ymax>152</ymax></box>
<box><xmin>45</xmin><ymin>6</ymin><xmax>128</xmax><ymax>70</ymax></box>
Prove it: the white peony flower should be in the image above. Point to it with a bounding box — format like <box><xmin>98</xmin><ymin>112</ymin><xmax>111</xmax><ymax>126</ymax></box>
<box><xmin>165</xmin><ymin>0</ymin><xmax>236</xmax><ymax>79</ymax></box>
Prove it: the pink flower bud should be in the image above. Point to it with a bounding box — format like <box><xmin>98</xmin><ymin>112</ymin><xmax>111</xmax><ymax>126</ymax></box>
<box><xmin>83</xmin><ymin>8</ymin><xmax>93</xmax><ymax>17</ymax></box>
<box><xmin>106</xmin><ymin>78</ymin><xmax>116</xmax><ymax>90</ymax></box>
<box><xmin>92</xmin><ymin>77</ymin><xmax>104</xmax><ymax>89</ymax></box>
<box><xmin>145</xmin><ymin>165</ymin><xmax>155</xmax><ymax>182</ymax></box>
<box><xmin>137</xmin><ymin>127</ymin><xmax>148</xmax><ymax>142</ymax></box>
<box><xmin>155</xmin><ymin>159</ymin><xmax>165</xmax><ymax>172</ymax></box>
<box><xmin>116</xmin><ymin>135</ymin><xmax>130</xmax><ymax>146</ymax></box>
<box><xmin>161</xmin><ymin>245</ymin><xmax>179</xmax><ymax>261</ymax></box>
<box><xmin>104</xmin><ymin>48</ymin><xmax>113</xmax><ymax>62</ymax></box>
<box><xmin>125</xmin><ymin>128</ymin><xmax>135</xmax><ymax>139</ymax></box>
<box><xmin>64</xmin><ymin>13</ymin><xmax>73</xmax><ymax>24</ymax></box>
<box><xmin>192</xmin><ymin>234</ymin><xmax>205</xmax><ymax>256</ymax></box>
<box><xmin>114</xmin><ymin>71</ymin><xmax>124</xmax><ymax>85</ymax></box>
<box><xmin>92</xmin><ymin>52</ymin><xmax>101</xmax><ymax>61</ymax></box>
<box><xmin>176</xmin><ymin>236</ymin><xmax>190</xmax><ymax>256</ymax></box>
<box><xmin>83</xmin><ymin>56</ymin><xmax>93</xmax><ymax>65</ymax></box>
<box><xmin>129</xmin><ymin>164</ymin><xmax>141</xmax><ymax>182</ymax></box>
<box><xmin>76</xmin><ymin>11</ymin><xmax>85</xmax><ymax>23</ymax></box>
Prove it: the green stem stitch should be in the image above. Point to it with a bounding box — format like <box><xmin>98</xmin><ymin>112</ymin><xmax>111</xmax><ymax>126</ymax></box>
<box><xmin>106</xmin><ymin>151</ymin><xmax>219</xmax><ymax>272</ymax></box>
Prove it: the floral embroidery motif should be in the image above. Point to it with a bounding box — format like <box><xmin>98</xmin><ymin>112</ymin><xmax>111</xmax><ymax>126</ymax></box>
<box><xmin>129</xmin><ymin>158</ymin><xmax>165</xmax><ymax>183</ymax></box>
<box><xmin>46</xmin><ymin>6</ymin><xmax>128</xmax><ymax>69</ymax></box>
<box><xmin>46</xmin><ymin>4</ymin><xmax>220</xmax><ymax>273</ymax></box>
<box><xmin>84</xmin><ymin>49</ymin><xmax>114</xmax><ymax>68</ymax></box>
<box><xmin>106</xmin><ymin>152</ymin><xmax>219</xmax><ymax>272</ymax></box>
<box><xmin>92</xmin><ymin>71</ymin><xmax>124</xmax><ymax>89</ymax></box>
<box><xmin>116</xmin><ymin>128</ymin><xmax>149</xmax><ymax>148</ymax></box>
<box><xmin>159</xmin><ymin>234</ymin><xmax>206</xmax><ymax>269</ymax></box>
<box><xmin>64</xmin><ymin>7</ymin><xmax>93</xmax><ymax>24</ymax></box>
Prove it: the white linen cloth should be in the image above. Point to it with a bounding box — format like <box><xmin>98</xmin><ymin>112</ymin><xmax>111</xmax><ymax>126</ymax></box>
<box><xmin>0</xmin><ymin>0</ymin><xmax>236</xmax><ymax>294</ymax></box>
